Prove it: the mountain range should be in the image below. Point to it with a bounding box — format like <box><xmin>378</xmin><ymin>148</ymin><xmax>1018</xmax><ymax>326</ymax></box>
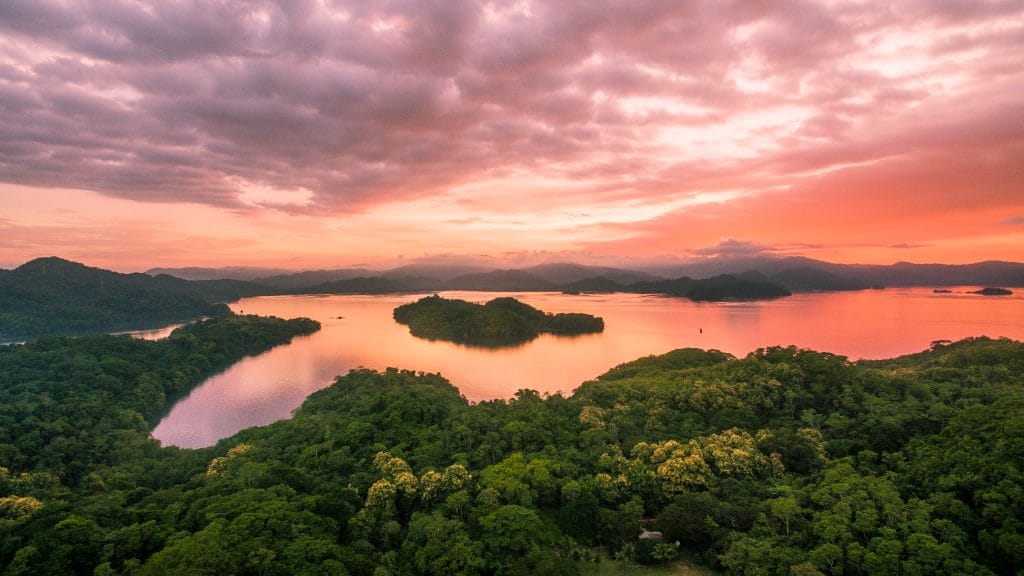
<box><xmin>147</xmin><ymin>257</ymin><xmax>1024</xmax><ymax>290</ymax></box>
<box><xmin>644</xmin><ymin>256</ymin><xmax>1024</xmax><ymax>287</ymax></box>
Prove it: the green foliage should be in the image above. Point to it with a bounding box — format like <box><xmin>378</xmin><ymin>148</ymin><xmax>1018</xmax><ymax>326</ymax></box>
<box><xmin>480</xmin><ymin>504</ymin><xmax>558</xmax><ymax>572</ymax></box>
<box><xmin>0</xmin><ymin>257</ymin><xmax>234</xmax><ymax>341</ymax></box>
<box><xmin>392</xmin><ymin>295</ymin><xmax>603</xmax><ymax>346</ymax></box>
<box><xmin>2</xmin><ymin>332</ymin><xmax>1023</xmax><ymax>575</ymax></box>
<box><xmin>403</xmin><ymin>512</ymin><xmax>484</xmax><ymax>576</ymax></box>
<box><xmin>0</xmin><ymin>314</ymin><xmax>319</xmax><ymax>485</ymax></box>
<box><xmin>597</xmin><ymin>348</ymin><xmax>735</xmax><ymax>381</ymax></box>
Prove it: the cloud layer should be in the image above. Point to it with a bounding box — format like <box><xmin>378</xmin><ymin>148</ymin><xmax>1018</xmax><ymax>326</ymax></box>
<box><xmin>1</xmin><ymin>0</ymin><xmax>1022</xmax><ymax>266</ymax></box>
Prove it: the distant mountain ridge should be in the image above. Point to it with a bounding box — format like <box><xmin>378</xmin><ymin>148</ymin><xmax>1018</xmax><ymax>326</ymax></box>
<box><xmin>522</xmin><ymin>263</ymin><xmax>660</xmax><ymax>285</ymax></box>
<box><xmin>382</xmin><ymin>263</ymin><xmax>493</xmax><ymax>282</ymax></box>
<box><xmin>769</xmin><ymin>267</ymin><xmax>869</xmax><ymax>292</ymax></box>
<box><xmin>846</xmin><ymin>260</ymin><xmax>1024</xmax><ymax>287</ymax></box>
<box><xmin>443</xmin><ymin>269</ymin><xmax>559</xmax><ymax>291</ymax></box>
<box><xmin>144</xmin><ymin>258</ymin><xmax>1024</xmax><ymax>290</ymax></box>
<box><xmin>145</xmin><ymin>265</ymin><xmax>292</xmax><ymax>281</ymax></box>
<box><xmin>627</xmin><ymin>274</ymin><xmax>792</xmax><ymax>301</ymax></box>
<box><xmin>297</xmin><ymin>275</ymin><xmax>440</xmax><ymax>295</ymax></box>
<box><xmin>646</xmin><ymin>257</ymin><xmax>1024</xmax><ymax>287</ymax></box>
<box><xmin>256</xmin><ymin>268</ymin><xmax>380</xmax><ymax>290</ymax></box>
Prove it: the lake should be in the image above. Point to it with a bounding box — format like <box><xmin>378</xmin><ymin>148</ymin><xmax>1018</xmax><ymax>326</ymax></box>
<box><xmin>152</xmin><ymin>288</ymin><xmax>1024</xmax><ymax>448</ymax></box>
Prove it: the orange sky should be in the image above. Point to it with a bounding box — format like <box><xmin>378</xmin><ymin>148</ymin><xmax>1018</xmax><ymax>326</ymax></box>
<box><xmin>1</xmin><ymin>1</ymin><xmax>1022</xmax><ymax>272</ymax></box>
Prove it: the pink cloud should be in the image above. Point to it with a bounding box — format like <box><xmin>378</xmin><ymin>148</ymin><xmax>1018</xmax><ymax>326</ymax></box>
<box><xmin>0</xmin><ymin>0</ymin><xmax>1020</xmax><ymax>265</ymax></box>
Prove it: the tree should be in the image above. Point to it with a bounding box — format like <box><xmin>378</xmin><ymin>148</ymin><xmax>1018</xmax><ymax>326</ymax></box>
<box><xmin>656</xmin><ymin>492</ymin><xmax>722</xmax><ymax>548</ymax></box>
<box><xmin>769</xmin><ymin>495</ymin><xmax>802</xmax><ymax>537</ymax></box>
<box><xmin>480</xmin><ymin>505</ymin><xmax>548</xmax><ymax>571</ymax></box>
<box><xmin>402</xmin><ymin>513</ymin><xmax>484</xmax><ymax>576</ymax></box>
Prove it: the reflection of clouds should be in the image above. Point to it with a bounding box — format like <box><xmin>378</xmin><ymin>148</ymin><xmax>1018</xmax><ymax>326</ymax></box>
<box><xmin>115</xmin><ymin>323</ymin><xmax>185</xmax><ymax>340</ymax></box>
<box><xmin>153</xmin><ymin>290</ymin><xmax>1024</xmax><ymax>448</ymax></box>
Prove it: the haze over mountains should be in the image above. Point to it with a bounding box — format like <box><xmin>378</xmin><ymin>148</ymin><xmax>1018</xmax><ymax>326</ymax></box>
<box><xmin>144</xmin><ymin>266</ymin><xmax>294</xmax><ymax>282</ymax></box>
<box><xmin>147</xmin><ymin>256</ymin><xmax>1024</xmax><ymax>291</ymax></box>
<box><xmin>143</xmin><ymin>260</ymin><xmax>797</xmax><ymax>298</ymax></box>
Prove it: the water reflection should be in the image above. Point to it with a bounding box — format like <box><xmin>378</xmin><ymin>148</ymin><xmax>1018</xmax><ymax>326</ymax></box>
<box><xmin>114</xmin><ymin>323</ymin><xmax>186</xmax><ymax>340</ymax></box>
<box><xmin>153</xmin><ymin>288</ymin><xmax>1024</xmax><ymax>448</ymax></box>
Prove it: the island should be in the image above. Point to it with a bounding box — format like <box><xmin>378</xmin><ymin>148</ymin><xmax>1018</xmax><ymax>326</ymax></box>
<box><xmin>627</xmin><ymin>273</ymin><xmax>791</xmax><ymax>301</ymax></box>
<box><xmin>972</xmin><ymin>287</ymin><xmax>1013</xmax><ymax>296</ymax></box>
<box><xmin>393</xmin><ymin>294</ymin><xmax>604</xmax><ymax>346</ymax></box>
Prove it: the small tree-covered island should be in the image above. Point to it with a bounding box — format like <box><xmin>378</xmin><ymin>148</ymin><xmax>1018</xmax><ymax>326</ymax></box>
<box><xmin>971</xmin><ymin>287</ymin><xmax>1013</xmax><ymax>296</ymax></box>
<box><xmin>393</xmin><ymin>295</ymin><xmax>605</xmax><ymax>346</ymax></box>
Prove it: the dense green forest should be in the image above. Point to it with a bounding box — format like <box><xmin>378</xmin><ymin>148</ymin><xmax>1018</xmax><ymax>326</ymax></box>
<box><xmin>1</xmin><ymin>321</ymin><xmax>1021</xmax><ymax>574</ymax></box>
<box><xmin>0</xmin><ymin>314</ymin><xmax>319</xmax><ymax>483</ymax></box>
<box><xmin>393</xmin><ymin>295</ymin><xmax>604</xmax><ymax>346</ymax></box>
<box><xmin>0</xmin><ymin>258</ymin><xmax>233</xmax><ymax>341</ymax></box>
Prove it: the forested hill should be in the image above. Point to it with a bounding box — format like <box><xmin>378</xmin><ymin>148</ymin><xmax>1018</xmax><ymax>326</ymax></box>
<box><xmin>2</xmin><ymin>333</ymin><xmax>1022</xmax><ymax>575</ymax></box>
<box><xmin>0</xmin><ymin>257</ymin><xmax>233</xmax><ymax>341</ymax></box>
<box><xmin>627</xmin><ymin>273</ymin><xmax>792</xmax><ymax>301</ymax></box>
<box><xmin>393</xmin><ymin>295</ymin><xmax>604</xmax><ymax>346</ymax></box>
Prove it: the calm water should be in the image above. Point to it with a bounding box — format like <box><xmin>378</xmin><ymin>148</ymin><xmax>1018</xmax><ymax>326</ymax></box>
<box><xmin>153</xmin><ymin>288</ymin><xmax>1024</xmax><ymax>448</ymax></box>
<box><xmin>117</xmin><ymin>323</ymin><xmax>186</xmax><ymax>340</ymax></box>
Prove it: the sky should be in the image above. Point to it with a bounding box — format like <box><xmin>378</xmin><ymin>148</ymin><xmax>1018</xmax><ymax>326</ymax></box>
<box><xmin>1</xmin><ymin>0</ymin><xmax>1022</xmax><ymax>272</ymax></box>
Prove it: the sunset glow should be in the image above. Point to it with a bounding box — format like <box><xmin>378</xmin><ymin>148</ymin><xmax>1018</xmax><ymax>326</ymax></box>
<box><xmin>1</xmin><ymin>0</ymin><xmax>1022</xmax><ymax>270</ymax></box>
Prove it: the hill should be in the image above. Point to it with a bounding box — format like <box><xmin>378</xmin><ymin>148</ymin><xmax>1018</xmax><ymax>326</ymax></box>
<box><xmin>643</xmin><ymin>255</ymin><xmax>829</xmax><ymax>279</ymax></box>
<box><xmin>850</xmin><ymin>260</ymin><xmax>1024</xmax><ymax>286</ymax></box>
<box><xmin>299</xmin><ymin>276</ymin><xmax>438</xmax><ymax>294</ymax></box>
<box><xmin>145</xmin><ymin>266</ymin><xmax>292</xmax><ymax>281</ymax></box>
<box><xmin>393</xmin><ymin>294</ymin><xmax>604</xmax><ymax>346</ymax></box>
<box><xmin>445</xmin><ymin>269</ymin><xmax>558</xmax><ymax>291</ymax></box>
<box><xmin>561</xmin><ymin>276</ymin><xmax>627</xmax><ymax>293</ymax></box>
<box><xmin>382</xmin><ymin>263</ymin><xmax>493</xmax><ymax>282</ymax></box>
<box><xmin>254</xmin><ymin>268</ymin><xmax>381</xmax><ymax>290</ymax></box>
<box><xmin>646</xmin><ymin>256</ymin><xmax>1024</xmax><ymax>287</ymax></box>
<box><xmin>254</xmin><ymin>264</ymin><xmax>494</xmax><ymax>290</ymax></box>
<box><xmin>770</xmin><ymin>267</ymin><xmax>869</xmax><ymax>291</ymax></box>
<box><xmin>628</xmin><ymin>274</ymin><xmax>791</xmax><ymax>301</ymax></box>
<box><xmin>187</xmin><ymin>278</ymin><xmax>279</xmax><ymax>302</ymax></box>
<box><xmin>0</xmin><ymin>257</ymin><xmax>231</xmax><ymax>341</ymax></box>
<box><xmin>524</xmin><ymin>263</ymin><xmax>660</xmax><ymax>285</ymax></box>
